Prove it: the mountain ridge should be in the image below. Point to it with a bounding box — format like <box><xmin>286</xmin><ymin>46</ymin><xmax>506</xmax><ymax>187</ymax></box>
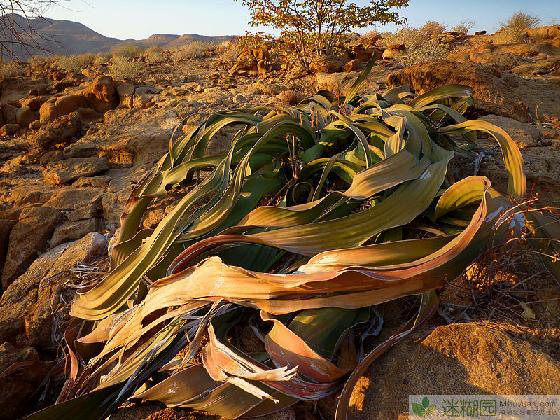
<box><xmin>1</xmin><ymin>13</ymin><xmax>233</xmax><ymax>59</ymax></box>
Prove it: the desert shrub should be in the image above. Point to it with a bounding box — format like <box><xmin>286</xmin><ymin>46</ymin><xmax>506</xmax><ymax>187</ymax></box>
<box><xmin>215</xmin><ymin>40</ymin><xmax>239</xmax><ymax>65</ymax></box>
<box><xmin>29</xmin><ymin>55</ymin><xmax>48</xmax><ymax>71</ymax></box>
<box><xmin>276</xmin><ymin>89</ymin><xmax>303</xmax><ymax>105</ymax></box>
<box><xmin>451</xmin><ymin>19</ymin><xmax>475</xmax><ymax>34</ymax></box>
<box><xmin>360</xmin><ymin>30</ymin><xmax>381</xmax><ymax>47</ymax></box>
<box><xmin>108</xmin><ymin>55</ymin><xmax>145</xmax><ymax>80</ymax></box>
<box><xmin>500</xmin><ymin>12</ymin><xmax>541</xmax><ymax>42</ymax></box>
<box><xmin>172</xmin><ymin>41</ymin><xmax>214</xmax><ymax>62</ymax></box>
<box><xmin>0</xmin><ymin>61</ymin><xmax>24</xmax><ymax>79</ymax></box>
<box><xmin>144</xmin><ymin>46</ymin><xmax>163</xmax><ymax>63</ymax></box>
<box><xmin>54</xmin><ymin>53</ymin><xmax>95</xmax><ymax>72</ymax></box>
<box><xmin>111</xmin><ymin>43</ymin><xmax>145</xmax><ymax>58</ymax></box>
<box><xmin>421</xmin><ymin>20</ymin><xmax>446</xmax><ymax>36</ymax></box>
<box><xmin>93</xmin><ymin>52</ymin><xmax>112</xmax><ymax>66</ymax></box>
<box><xmin>379</xmin><ymin>21</ymin><xmax>450</xmax><ymax>65</ymax></box>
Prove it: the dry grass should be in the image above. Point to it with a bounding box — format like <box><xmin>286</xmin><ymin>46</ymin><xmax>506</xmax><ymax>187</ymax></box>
<box><xmin>0</xmin><ymin>61</ymin><xmax>25</xmax><ymax>79</ymax></box>
<box><xmin>215</xmin><ymin>40</ymin><xmax>239</xmax><ymax>65</ymax></box>
<box><xmin>451</xmin><ymin>19</ymin><xmax>474</xmax><ymax>35</ymax></box>
<box><xmin>172</xmin><ymin>41</ymin><xmax>214</xmax><ymax>63</ymax></box>
<box><xmin>54</xmin><ymin>53</ymin><xmax>95</xmax><ymax>72</ymax></box>
<box><xmin>440</xmin><ymin>206</ymin><xmax>560</xmax><ymax>328</ymax></box>
<box><xmin>93</xmin><ymin>52</ymin><xmax>112</xmax><ymax>66</ymax></box>
<box><xmin>111</xmin><ymin>43</ymin><xmax>145</xmax><ymax>58</ymax></box>
<box><xmin>378</xmin><ymin>21</ymin><xmax>451</xmax><ymax>65</ymax></box>
<box><xmin>109</xmin><ymin>56</ymin><xmax>145</xmax><ymax>81</ymax></box>
<box><xmin>277</xmin><ymin>89</ymin><xmax>303</xmax><ymax>105</ymax></box>
<box><xmin>144</xmin><ymin>46</ymin><xmax>164</xmax><ymax>64</ymax></box>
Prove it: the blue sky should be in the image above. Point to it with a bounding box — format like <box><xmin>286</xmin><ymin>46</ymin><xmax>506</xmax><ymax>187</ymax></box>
<box><xmin>48</xmin><ymin>0</ymin><xmax>559</xmax><ymax>40</ymax></box>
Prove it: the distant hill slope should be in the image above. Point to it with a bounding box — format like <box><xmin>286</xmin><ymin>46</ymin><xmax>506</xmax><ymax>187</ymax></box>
<box><xmin>0</xmin><ymin>14</ymin><xmax>233</xmax><ymax>60</ymax></box>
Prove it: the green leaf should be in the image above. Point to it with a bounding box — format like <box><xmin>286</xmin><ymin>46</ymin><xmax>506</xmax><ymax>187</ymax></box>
<box><xmin>412</xmin><ymin>403</ymin><xmax>426</xmax><ymax>416</ymax></box>
<box><xmin>439</xmin><ymin>119</ymin><xmax>526</xmax><ymax>198</ymax></box>
<box><xmin>411</xmin><ymin>85</ymin><xmax>473</xmax><ymax>109</ymax></box>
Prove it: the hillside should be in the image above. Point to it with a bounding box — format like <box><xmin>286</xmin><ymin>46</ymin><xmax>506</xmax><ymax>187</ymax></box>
<box><xmin>0</xmin><ymin>13</ymin><xmax>233</xmax><ymax>59</ymax></box>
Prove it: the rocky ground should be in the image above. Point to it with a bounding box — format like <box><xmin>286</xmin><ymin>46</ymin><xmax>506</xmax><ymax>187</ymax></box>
<box><xmin>0</xmin><ymin>26</ymin><xmax>559</xmax><ymax>419</ymax></box>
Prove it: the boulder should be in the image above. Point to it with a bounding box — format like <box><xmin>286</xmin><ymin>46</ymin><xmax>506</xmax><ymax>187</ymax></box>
<box><xmin>387</xmin><ymin>61</ymin><xmax>560</xmax><ymax>122</ymax></box>
<box><xmin>315</xmin><ymin>71</ymin><xmax>360</xmax><ymax>98</ymax></box>
<box><xmin>0</xmin><ymin>343</ymin><xmax>51</xmax><ymax>419</ymax></box>
<box><xmin>116</xmin><ymin>81</ymin><xmax>135</xmax><ymax>108</ymax></box>
<box><xmin>43</xmin><ymin>187</ymin><xmax>103</xmax><ymax>211</ymax></box>
<box><xmin>33</xmin><ymin>112</ymin><xmax>82</xmax><ymax>149</ymax></box>
<box><xmin>277</xmin><ymin>90</ymin><xmax>304</xmax><ymax>106</ymax></box>
<box><xmin>43</xmin><ymin>157</ymin><xmax>109</xmax><ymax>185</ymax></box>
<box><xmin>72</xmin><ymin>175</ymin><xmax>112</xmax><ymax>188</ymax></box>
<box><xmin>0</xmin><ymin>232</ymin><xmax>107</xmax><ymax>346</ymax></box>
<box><xmin>309</xmin><ymin>54</ymin><xmax>348</xmax><ymax>74</ymax></box>
<box><xmin>229</xmin><ymin>54</ymin><xmax>258</xmax><ymax>76</ymax></box>
<box><xmin>1</xmin><ymin>207</ymin><xmax>62</xmax><ymax>290</ymax></box>
<box><xmin>0</xmin><ymin>220</ymin><xmax>16</xmax><ymax>280</ymax></box>
<box><xmin>81</xmin><ymin>76</ymin><xmax>118</xmax><ymax>113</ymax></box>
<box><xmin>26</xmin><ymin>233</ymin><xmax>107</xmax><ymax>349</ymax></box>
<box><xmin>53</xmin><ymin>79</ymin><xmax>78</xmax><ymax>92</ymax></box>
<box><xmin>343</xmin><ymin>59</ymin><xmax>364</xmax><ymax>72</ymax></box>
<box><xmin>1</xmin><ymin>103</ymin><xmax>18</xmax><ymax>124</ymax></box>
<box><xmin>133</xmin><ymin>86</ymin><xmax>160</xmax><ymax>109</ymax></box>
<box><xmin>63</xmin><ymin>142</ymin><xmax>100</xmax><ymax>158</ymax></box>
<box><xmin>38</xmin><ymin>150</ymin><xmax>64</xmax><ymax>165</ymax></box>
<box><xmin>349</xmin><ymin>42</ymin><xmax>377</xmax><ymax>62</ymax></box>
<box><xmin>39</xmin><ymin>94</ymin><xmax>88</xmax><ymax>123</ymax></box>
<box><xmin>15</xmin><ymin>106</ymin><xmax>39</xmax><ymax>128</ymax></box>
<box><xmin>19</xmin><ymin>95</ymin><xmax>48</xmax><ymax>111</ymax></box>
<box><xmin>382</xmin><ymin>44</ymin><xmax>405</xmax><ymax>60</ymax></box>
<box><xmin>0</xmin><ymin>123</ymin><xmax>19</xmax><ymax>136</ymax></box>
<box><xmin>7</xmin><ymin>186</ymin><xmax>56</xmax><ymax>207</ymax></box>
<box><xmin>49</xmin><ymin>218</ymin><xmax>101</xmax><ymax>247</ymax></box>
<box><xmin>67</xmin><ymin>196</ymin><xmax>103</xmax><ymax>221</ymax></box>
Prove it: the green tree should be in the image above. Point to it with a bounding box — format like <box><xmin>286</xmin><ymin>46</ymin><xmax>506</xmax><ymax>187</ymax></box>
<box><xmin>236</xmin><ymin>0</ymin><xmax>409</xmax><ymax>60</ymax></box>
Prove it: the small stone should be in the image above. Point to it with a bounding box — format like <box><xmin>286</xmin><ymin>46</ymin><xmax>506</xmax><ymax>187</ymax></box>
<box><xmin>233</xmin><ymin>94</ymin><xmax>246</xmax><ymax>104</ymax></box>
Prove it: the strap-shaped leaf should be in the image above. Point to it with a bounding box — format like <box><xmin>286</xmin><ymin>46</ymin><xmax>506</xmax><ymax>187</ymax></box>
<box><xmin>439</xmin><ymin>119</ymin><xmax>526</xmax><ymax>198</ymax></box>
